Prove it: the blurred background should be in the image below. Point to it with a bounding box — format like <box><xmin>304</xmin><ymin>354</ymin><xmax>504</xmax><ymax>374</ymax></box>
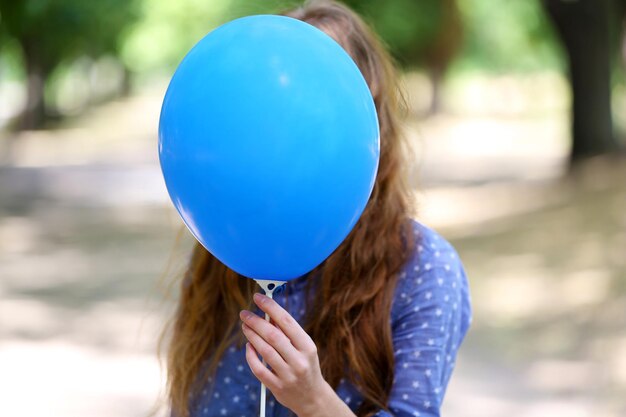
<box><xmin>0</xmin><ymin>0</ymin><xmax>624</xmax><ymax>416</ymax></box>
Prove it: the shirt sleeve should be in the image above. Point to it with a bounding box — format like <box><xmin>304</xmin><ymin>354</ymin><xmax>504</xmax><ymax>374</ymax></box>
<box><xmin>373</xmin><ymin>232</ymin><xmax>472</xmax><ymax>417</ymax></box>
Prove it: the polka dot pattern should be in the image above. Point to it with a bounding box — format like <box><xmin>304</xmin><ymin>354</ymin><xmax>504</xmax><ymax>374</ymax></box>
<box><xmin>184</xmin><ymin>220</ymin><xmax>472</xmax><ymax>417</ymax></box>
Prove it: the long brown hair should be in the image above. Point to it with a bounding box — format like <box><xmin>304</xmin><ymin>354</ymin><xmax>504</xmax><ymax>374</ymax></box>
<box><xmin>164</xmin><ymin>1</ymin><xmax>416</xmax><ymax>416</ymax></box>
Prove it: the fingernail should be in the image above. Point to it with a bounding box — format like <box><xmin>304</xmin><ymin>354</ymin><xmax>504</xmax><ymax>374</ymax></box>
<box><xmin>240</xmin><ymin>310</ymin><xmax>252</xmax><ymax>320</ymax></box>
<box><xmin>254</xmin><ymin>293</ymin><xmax>268</xmax><ymax>303</ymax></box>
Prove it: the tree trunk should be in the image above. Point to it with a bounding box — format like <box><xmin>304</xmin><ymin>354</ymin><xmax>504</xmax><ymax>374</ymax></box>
<box><xmin>424</xmin><ymin>0</ymin><xmax>463</xmax><ymax>115</ymax></box>
<box><xmin>428</xmin><ymin>67</ymin><xmax>443</xmax><ymax>115</ymax></box>
<box><xmin>121</xmin><ymin>65</ymin><xmax>133</xmax><ymax>97</ymax></box>
<box><xmin>18</xmin><ymin>39</ymin><xmax>47</xmax><ymax>130</ymax></box>
<box><xmin>544</xmin><ymin>0</ymin><xmax>618</xmax><ymax>165</ymax></box>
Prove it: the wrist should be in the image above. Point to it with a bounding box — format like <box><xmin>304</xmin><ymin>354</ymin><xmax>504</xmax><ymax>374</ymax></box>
<box><xmin>297</xmin><ymin>380</ymin><xmax>335</xmax><ymax>417</ymax></box>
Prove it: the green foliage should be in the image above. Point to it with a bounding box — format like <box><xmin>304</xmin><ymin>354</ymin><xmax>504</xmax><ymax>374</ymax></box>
<box><xmin>121</xmin><ymin>0</ymin><xmax>235</xmax><ymax>73</ymax></box>
<box><xmin>343</xmin><ymin>0</ymin><xmax>445</xmax><ymax>65</ymax></box>
<box><xmin>455</xmin><ymin>0</ymin><xmax>563</xmax><ymax>73</ymax></box>
<box><xmin>0</xmin><ymin>38</ymin><xmax>24</xmax><ymax>81</ymax></box>
<box><xmin>343</xmin><ymin>0</ymin><xmax>563</xmax><ymax>72</ymax></box>
<box><xmin>120</xmin><ymin>0</ymin><xmax>305</xmax><ymax>73</ymax></box>
<box><xmin>0</xmin><ymin>0</ymin><xmax>139</xmax><ymax>72</ymax></box>
<box><xmin>224</xmin><ymin>0</ymin><xmax>303</xmax><ymax>18</ymax></box>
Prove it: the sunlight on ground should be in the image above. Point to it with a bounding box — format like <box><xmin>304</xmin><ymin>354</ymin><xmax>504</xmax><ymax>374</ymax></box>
<box><xmin>437</xmin><ymin>159</ymin><xmax>626</xmax><ymax>417</ymax></box>
<box><xmin>0</xmin><ymin>341</ymin><xmax>165</xmax><ymax>417</ymax></box>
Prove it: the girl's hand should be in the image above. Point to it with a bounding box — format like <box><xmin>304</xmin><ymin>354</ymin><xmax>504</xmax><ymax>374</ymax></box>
<box><xmin>240</xmin><ymin>292</ymin><xmax>346</xmax><ymax>417</ymax></box>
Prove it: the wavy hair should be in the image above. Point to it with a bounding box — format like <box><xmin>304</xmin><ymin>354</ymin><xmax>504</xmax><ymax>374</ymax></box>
<box><xmin>164</xmin><ymin>1</ymin><xmax>416</xmax><ymax>416</ymax></box>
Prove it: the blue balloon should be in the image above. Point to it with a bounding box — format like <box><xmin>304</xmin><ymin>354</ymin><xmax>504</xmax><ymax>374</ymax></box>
<box><xmin>159</xmin><ymin>15</ymin><xmax>379</xmax><ymax>281</ymax></box>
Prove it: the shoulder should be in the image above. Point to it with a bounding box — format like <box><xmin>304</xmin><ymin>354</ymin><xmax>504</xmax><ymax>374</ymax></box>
<box><xmin>392</xmin><ymin>219</ymin><xmax>472</xmax><ymax>330</ymax></box>
<box><xmin>408</xmin><ymin>219</ymin><xmax>461</xmax><ymax>270</ymax></box>
<box><xmin>395</xmin><ymin>219</ymin><xmax>465</xmax><ymax>283</ymax></box>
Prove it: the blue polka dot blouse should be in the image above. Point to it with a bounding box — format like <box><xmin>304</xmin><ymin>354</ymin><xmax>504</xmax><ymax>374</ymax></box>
<box><xmin>186</xmin><ymin>220</ymin><xmax>472</xmax><ymax>417</ymax></box>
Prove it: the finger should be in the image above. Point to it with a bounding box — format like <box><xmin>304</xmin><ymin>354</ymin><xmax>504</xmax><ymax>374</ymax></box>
<box><xmin>253</xmin><ymin>293</ymin><xmax>316</xmax><ymax>353</ymax></box>
<box><xmin>240</xmin><ymin>309</ymin><xmax>301</xmax><ymax>364</ymax></box>
<box><xmin>242</xmin><ymin>322</ymin><xmax>289</xmax><ymax>377</ymax></box>
<box><xmin>245</xmin><ymin>342</ymin><xmax>281</xmax><ymax>390</ymax></box>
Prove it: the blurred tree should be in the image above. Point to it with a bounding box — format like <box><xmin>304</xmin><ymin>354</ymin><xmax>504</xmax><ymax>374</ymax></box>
<box><xmin>120</xmin><ymin>0</ymin><xmax>235</xmax><ymax>75</ymax></box>
<box><xmin>0</xmin><ymin>0</ymin><xmax>139</xmax><ymax>130</ymax></box>
<box><xmin>456</xmin><ymin>0</ymin><xmax>561</xmax><ymax>73</ymax></box>
<box><xmin>341</xmin><ymin>0</ymin><xmax>463</xmax><ymax>113</ymax></box>
<box><xmin>543</xmin><ymin>0</ymin><xmax>622</xmax><ymax>163</ymax></box>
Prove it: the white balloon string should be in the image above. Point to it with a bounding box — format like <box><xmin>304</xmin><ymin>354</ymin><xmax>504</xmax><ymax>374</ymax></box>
<box><xmin>253</xmin><ymin>280</ymin><xmax>285</xmax><ymax>417</ymax></box>
<box><xmin>259</xmin><ymin>291</ymin><xmax>272</xmax><ymax>417</ymax></box>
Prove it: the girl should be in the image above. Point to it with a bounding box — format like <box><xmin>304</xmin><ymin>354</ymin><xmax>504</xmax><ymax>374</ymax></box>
<box><xmin>164</xmin><ymin>1</ymin><xmax>471</xmax><ymax>416</ymax></box>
